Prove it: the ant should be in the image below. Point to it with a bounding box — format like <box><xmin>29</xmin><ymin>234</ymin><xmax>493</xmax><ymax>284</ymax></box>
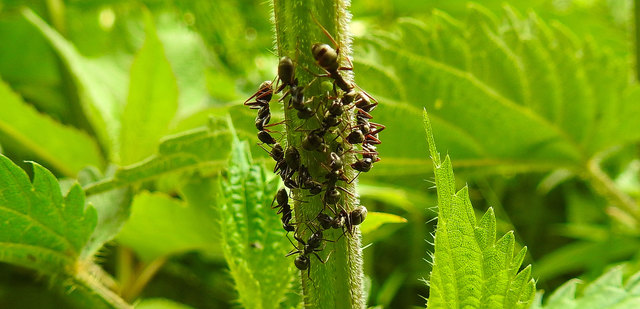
<box><xmin>321</xmin><ymin>151</ymin><xmax>354</xmax><ymax>205</ymax></box>
<box><xmin>298</xmin><ymin>165</ymin><xmax>323</xmax><ymax>196</ymax></box>
<box><xmin>272</xmin><ymin>188</ymin><xmax>296</xmax><ymax>234</ymax></box>
<box><xmin>316</xmin><ymin>205</ymin><xmax>368</xmax><ymax>237</ymax></box>
<box><xmin>310</xmin><ymin>15</ymin><xmax>354</xmax><ymax>93</ymax></box>
<box><xmin>301</xmin><ymin>128</ymin><xmax>328</xmax><ymax>152</ymax></box>
<box><xmin>276</xmin><ymin>56</ymin><xmax>296</xmax><ymax>94</ymax></box>
<box><xmin>244</xmin><ymin>81</ymin><xmax>284</xmax><ymax>145</ymax></box>
<box><xmin>286</xmin><ymin>223</ymin><xmax>332</xmax><ymax>280</ymax></box>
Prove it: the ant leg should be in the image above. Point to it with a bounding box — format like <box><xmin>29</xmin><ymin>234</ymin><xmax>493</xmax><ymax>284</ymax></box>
<box><xmin>365</xmin><ymin>134</ymin><xmax>382</xmax><ymax>145</ymax></box>
<box><xmin>263</xmin><ymin>120</ymin><xmax>287</xmax><ymax>128</ymax></box>
<box><xmin>347</xmin><ymin>171</ymin><xmax>362</xmax><ymax>184</ymax></box>
<box><xmin>312</xmin><ymin>250</ymin><xmax>332</xmax><ymax>264</ymax></box>
<box><xmin>369</xmin><ymin>123</ymin><xmax>386</xmax><ymax>135</ymax></box>
<box><xmin>336</xmin><ymin>186</ymin><xmax>355</xmax><ymax>197</ymax></box>
<box><xmin>244</xmin><ymin>81</ymin><xmax>275</xmax><ymax>105</ymax></box>
<box><xmin>310</xmin><ymin>13</ymin><xmax>339</xmax><ymax>51</ymax></box>
<box><xmin>285</xmin><ymin>249</ymin><xmax>301</xmax><ymax>257</ymax></box>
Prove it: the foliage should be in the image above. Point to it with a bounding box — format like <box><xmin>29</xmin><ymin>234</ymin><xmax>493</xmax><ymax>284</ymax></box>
<box><xmin>355</xmin><ymin>5</ymin><xmax>639</xmax><ymax>177</ymax></box>
<box><xmin>0</xmin><ymin>154</ymin><xmax>96</xmax><ymax>275</ymax></box>
<box><xmin>424</xmin><ymin>111</ymin><xmax>536</xmax><ymax>308</ymax></box>
<box><xmin>0</xmin><ymin>0</ymin><xmax>638</xmax><ymax>308</ymax></box>
<box><xmin>218</xmin><ymin>139</ymin><xmax>297</xmax><ymax>309</ymax></box>
<box><xmin>533</xmin><ymin>267</ymin><xmax>640</xmax><ymax>309</ymax></box>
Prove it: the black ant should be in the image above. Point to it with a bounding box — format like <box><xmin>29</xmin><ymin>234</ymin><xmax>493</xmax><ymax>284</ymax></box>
<box><xmin>301</xmin><ymin>128</ymin><xmax>328</xmax><ymax>152</ymax></box>
<box><xmin>316</xmin><ymin>205</ymin><xmax>368</xmax><ymax>236</ymax></box>
<box><xmin>284</xmin><ymin>146</ymin><xmax>301</xmax><ymax>172</ymax></box>
<box><xmin>286</xmin><ymin>223</ymin><xmax>332</xmax><ymax>280</ymax></box>
<box><xmin>272</xmin><ymin>188</ymin><xmax>296</xmax><ymax>233</ymax></box>
<box><xmin>276</xmin><ymin>56</ymin><xmax>296</xmax><ymax>93</ymax></box>
<box><xmin>310</xmin><ymin>15</ymin><xmax>354</xmax><ymax>93</ymax></box>
<box><xmin>298</xmin><ymin>165</ymin><xmax>323</xmax><ymax>196</ymax></box>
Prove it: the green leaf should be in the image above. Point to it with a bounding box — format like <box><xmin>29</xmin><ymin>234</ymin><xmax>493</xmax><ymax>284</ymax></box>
<box><xmin>120</xmin><ymin>12</ymin><xmax>179</xmax><ymax>165</ymax></box>
<box><xmin>77</xmin><ymin>167</ymin><xmax>133</xmax><ymax>259</ymax></box>
<box><xmin>0</xmin><ymin>154</ymin><xmax>97</xmax><ymax>275</ymax></box>
<box><xmin>218</xmin><ymin>139</ymin><xmax>296</xmax><ymax>309</ymax></box>
<box><xmin>361</xmin><ymin>212</ymin><xmax>407</xmax><ymax>245</ymax></box>
<box><xmin>0</xmin><ymin>78</ymin><xmax>103</xmax><ymax>176</ymax></box>
<box><xmin>533</xmin><ymin>238</ymin><xmax>640</xmax><ymax>282</ymax></box>
<box><xmin>360</xmin><ymin>212</ymin><xmax>407</xmax><ymax>237</ymax></box>
<box><xmin>116</xmin><ymin>191</ymin><xmax>217</xmax><ymax>262</ymax></box>
<box><xmin>22</xmin><ymin>8</ymin><xmax>122</xmax><ymax>156</ymax></box>
<box><xmin>423</xmin><ymin>111</ymin><xmax>536</xmax><ymax>309</ymax></box>
<box><xmin>135</xmin><ymin>298</ymin><xmax>195</xmax><ymax>309</ymax></box>
<box><xmin>84</xmin><ymin>117</ymin><xmax>233</xmax><ymax>195</ymax></box>
<box><xmin>537</xmin><ymin>267</ymin><xmax>640</xmax><ymax>309</ymax></box>
<box><xmin>354</xmin><ymin>5</ymin><xmax>639</xmax><ymax>176</ymax></box>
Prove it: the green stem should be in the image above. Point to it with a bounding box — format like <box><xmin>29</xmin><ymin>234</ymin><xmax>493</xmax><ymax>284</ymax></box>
<box><xmin>587</xmin><ymin>148</ymin><xmax>640</xmax><ymax>225</ymax></box>
<box><xmin>635</xmin><ymin>0</ymin><xmax>640</xmax><ymax>81</ymax></box>
<box><xmin>271</xmin><ymin>1</ymin><xmax>365</xmax><ymax>308</ymax></box>
<box><xmin>75</xmin><ymin>261</ymin><xmax>133</xmax><ymax>309</ymax></box>
<box><xmin>123</xmin><ymin>256</ymin><xmax>167</xmax><ymax>302</ymax></box>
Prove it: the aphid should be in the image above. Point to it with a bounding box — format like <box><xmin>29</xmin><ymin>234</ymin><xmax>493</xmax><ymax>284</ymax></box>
<box><xmin>284</xmin><ymin>146</ymin><xmax>301</xmax><ymax>172</ymax></box>
<box><xmin>302</xmin><ymin>129</ymin><xmax>327</xmax><ymax>152</ymax></box>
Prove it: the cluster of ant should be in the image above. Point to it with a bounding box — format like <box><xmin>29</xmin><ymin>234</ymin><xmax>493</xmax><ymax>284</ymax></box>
<box><xmin>243</xmin><ymin>20</ymin><xmax>384</xmax><ymax>279</ymax></box>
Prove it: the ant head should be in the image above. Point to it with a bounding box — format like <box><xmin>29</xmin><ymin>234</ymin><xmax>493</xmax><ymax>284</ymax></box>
<box><xmin>311</xmin><ymin>43</ymin><xmax>339</xmax><ymax>71</ymax></box>
<box><xmin>295</xmin><ymin>255</ymin><xmax>310</xmax><ymax>270</ymax></box>
<box><xmin>259</xmin><ymin>80</ymin><xmax>273</xmax><ymax>91</ymax></box>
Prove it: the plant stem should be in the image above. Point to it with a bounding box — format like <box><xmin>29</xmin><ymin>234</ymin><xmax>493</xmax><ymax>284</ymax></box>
<box><xmin>587</xmin><ymin>148</ymin><xmax>640</xmax><ymax>225</ymax></box>
<box><xmin>635</xmin><ymin>0</ymin><xmax>640</xmax><ymax>81</ymax></box>
<box><xmin>75</xmin><ymin>261</ymin><xmax>133</xmax><ymax>309</ymax></box>
<box><xmin>271</xmin><ymin>1</ymin><xmax>365</xmax><ymax>308</ymax></box>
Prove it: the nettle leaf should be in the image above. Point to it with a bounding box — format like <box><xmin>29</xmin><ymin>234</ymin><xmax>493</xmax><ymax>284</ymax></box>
<box><xmin>0</xmin><ymin>154</ymin><xmax>97</xmax><ymax>275</ymax></box>
<box><xmin>355</xmin><ymin>5</ymin><xmax>640</xmax><ymax>176</ymax></box>
<box><xmin>0</xmin><ymin>78</ymin><xmax>103</xmax><ymax>176</ymax></box>
<box><xmin>135</xmin><ymin>298</ymin><xmax>195</xmax><ymax>309</ymax></box>
<box><xmin>116</xmin><ymin>191</ymin><xmax>218</xmax><ymax>261</ymax></box>
<box><xmin>219</xmin><ymin>139</ymin><xmax>296</xmax><ymax>309</ymax></box>
<box><xmin>84</xmin><ymin>117</ymin><xmax>233</xmax><ymax>195</ymax></box>
<box><xmin>77</xmin><ymin>167</ymin><xmax>133</xmax><ymax>259</ymax></box>
<box><xmin>360</xmin><ymin>212</ymin><xmax>407</xmax><ymax>244</ymax></box>
<box><xmin>534</xmin><ymin>267</ymin><xmax>640</xmax><ymax>309</ymax></box>
<box><xmin>424</xmin><ymin>111</ymin><xmax>535</xmax><ymax>309</ymax></box>
<box><xmin>22</xmin><ymin>9</ymin><xmax>123</xmax><ymax>155</ymax></box>
<box><xmin>120</xmin><ymin>12</ymin><xmax>179</xmax><ymax>165</ymax></box>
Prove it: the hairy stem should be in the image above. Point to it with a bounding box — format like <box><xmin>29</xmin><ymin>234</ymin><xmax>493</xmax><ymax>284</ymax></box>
<box><xmin>75</xmin><ymin>261</ymin><xmax>133</xmax><ymax>309</ymax></box>
<box><xmin>271</xmin><ymin>1</ymin><xmax>365</xmax><ymax>308</ymax></box>
<box><xmin>587</xmin><ymin>148</ymin><xmax>640</xmax><ymax>225</ymax></box>
<box><xmin>633</xmin><ymin>0</ymin><xmax>640</xmax><ymax>81</ymax></box>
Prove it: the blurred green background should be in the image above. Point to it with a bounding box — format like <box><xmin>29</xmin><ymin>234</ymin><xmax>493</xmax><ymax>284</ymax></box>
<box><xmin>0</xmin><ymin>0</ymin><xmax>638</xmax><ymax>308</ymax></box>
